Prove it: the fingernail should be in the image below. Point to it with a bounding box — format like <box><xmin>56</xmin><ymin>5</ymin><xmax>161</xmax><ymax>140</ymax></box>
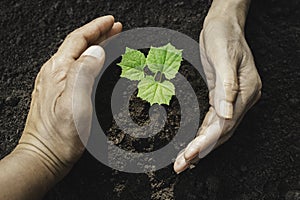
<box><xmin>176</xmin><ymin>149</ymin><xmax>185</xmax><ymax>158</ymax></box>
<box><xmin>184</xmin><ymin>135</ymin><xmax>206</xmax><ymax>161</ymax></box>
<box><xmin>220</xmin><ymin>100</ymin><xmax>233</xmax><ymax>119</ymax></box>
<box><xmin>82</xmin><ymin>45</ymin><xmax>104</xmax><ymax>59</ymax></box>
<box><xmin>174</xmin><ymin>154</ymin><xmax>189</xmax><ymax>174</ymax></box>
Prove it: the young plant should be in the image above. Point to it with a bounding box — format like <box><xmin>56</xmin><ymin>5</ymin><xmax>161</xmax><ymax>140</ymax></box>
<box><xmin>117</xmin><ymin>43</ymin><xmax>183</xmax><ymax>105</ymax></box>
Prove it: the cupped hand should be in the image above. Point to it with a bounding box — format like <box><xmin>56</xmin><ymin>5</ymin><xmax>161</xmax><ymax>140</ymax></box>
<box><xmin>15</xmin><ymin>16</ymin><xmax>122</xmax><ymax>178</ymax></box>
<box><xmin>174</xmin><ymin>16</ymin><xmax>262</xmax><ymax>173</ymax></box>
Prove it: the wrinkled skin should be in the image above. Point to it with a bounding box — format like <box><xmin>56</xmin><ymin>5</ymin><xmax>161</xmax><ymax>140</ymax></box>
<box><xmin>0</xmin><ymin>16</ymin><xmax>122</xmax><ymax>200</ymax></box>
<box><xmin>174</xmin><ymin>11</ymin><xmax>262</xmax><ymax>173</ymax></box>
<box><xmin>19</xmin><ymin>15</ymin><xmax>122</xmax><ymax>177</ymax></box>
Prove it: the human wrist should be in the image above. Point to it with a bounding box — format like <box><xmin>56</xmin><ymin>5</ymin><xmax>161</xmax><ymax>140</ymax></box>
<box><xmin>0</xmin><ymin>148</ymin><xmax>63</xmax><ymax>200</ymax></box>
<box><xmin>205</xmin><ymin>0</ymin><xmax>251</xmax><ymax>29</ymax></box>
<box><xmin>15</xmin><ymin>133</ymin><xmax>73</xmax><ymax>181</ymax></box>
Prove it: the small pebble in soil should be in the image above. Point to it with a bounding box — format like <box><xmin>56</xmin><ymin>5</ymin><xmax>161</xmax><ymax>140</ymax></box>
<box><xmin>177</xmin><ymin>1</ymin><xmax>184</xmax><ymax>6</ymax></box>
<box><xmin>5</xmin><ymin>96</ymin><xmax>19</xmax><ymax>107</ymax></box>
<box><xmin>16</xmin><ymin>35</ymin><xmax>22</xmax><ymax>45</ymax></box>
<box><xmin>144</xmin><ymin>19</ymin><xmax>149</xmax><ymax>25</ymax></box>
<box><xmin>285</xmin><ymin>190</ymin><xmax>300</xmax><ymax>200</ymax></box>
<box><xmin>6</xmin><ymin>78</ymin><xmax>12</xmax><ymax>85</ymax></box>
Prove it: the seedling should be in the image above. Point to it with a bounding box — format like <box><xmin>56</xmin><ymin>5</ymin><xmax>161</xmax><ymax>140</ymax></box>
<box><xmin>117</xmin><ymin>43</ymin><xmax>183</xmax><ymax>105</ymax></box>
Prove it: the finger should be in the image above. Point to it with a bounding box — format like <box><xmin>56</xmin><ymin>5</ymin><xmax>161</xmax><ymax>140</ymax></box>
<box><xmin>56</xmin><ymin>15</ymin><xmax>115</xmax><ymax>60</ymax></box>
<box><xmin>173</xmin><ymin>151</ymin><xmax>190</xmax><ymax>174</ymax></box>
<box><xmin>57</xmin><ymin>45</ymin><xmax>105</xmax><ymax>143</ymax></box>
<box><xmin>206</xmin><ymin>36</ymin><xmax>242</xmax><ymax>119</ymax></box>
<box><xmin>196</xmin><ymin>106</ymin><xmax>217</xmax><ymax>136</ymax></box>
<box><xmin>73</xmin><ymin>45</ymin><xmax>105</xmax><ymax>144</ymax></box>
<box><xmin>74</xmin><ymin>45</ymin><xmax>105</xmax><ymax>79</ymax></box>
<box><xmin>173</xmin><ymin>107</ymin><xmax>217</xmax><ymax>173</ymax></box>
<box><xmin>174</xmin><ymin>107</ymin><xmax>227</xmax><ymax>173</ymax></box>
<box><xmin>213</xmin><ymin>63</ymin><xmax>239</xmax><ymax>119</ymax></box>
<box><xmin>184</xmin><ymin>67</ymin><xmax>261</xmax><ymax>163</ymax></box>
<box><xmin>96</xmin><ymin>22</ymin><xmax>123</xmax><ymax>45</ymax></box>
<box><xmin>184</xmin><ymin>89</ymin><xmax>247</xmax><ymax>163</ymax></box>
<box><xmin>107</xmin><ymin>22</ymin><xmax>123</xmax><ymax>38</ymax></box>
<box><xmin>184</xmin><ymin>118</ymin><xmax>223</xmax><ymax>162</ymax></box>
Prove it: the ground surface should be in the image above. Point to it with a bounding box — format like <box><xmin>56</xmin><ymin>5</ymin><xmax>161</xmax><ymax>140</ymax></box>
<box><xmin>0</xmin><ymin>0</ymin><xmax>299</xmax><ymax>199</ymax></box>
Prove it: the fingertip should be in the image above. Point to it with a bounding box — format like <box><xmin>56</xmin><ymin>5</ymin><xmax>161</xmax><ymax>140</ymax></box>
<box><xmin>82</xmin><ymin>45</ymin><xmax>105</xmax><ymax>60</ymax></box>
<box><xmin>108</xmin><ymin>22</ymin><xmax>123</xmax><ymax>37</ymax></box>
<box><xmin>92</xmin><ymin>15</ymin><xmax>115</xmax><ymax>27</ymax></box>
<box><xmin>184</xmin><ymin>135</ymin><xmax>206</xmax><ymax>161</ymax></box>
<box><xmin>114</xmin><ymin>22</ymin><xmax>123</xmax><ymax>31</ymax></box>
<box><xmin>174</xmin><ymin>152</ymin><xmax>189</xmax><ymax>174</ymax></box>
<box><xmin>103</xmin><ymin>15</ymin><xmax>115</xmax><ymax>22</ymax></box>
<box><xmin>76</xmin><ymin>45</ymin><xmax>105</xmax><ymax>78</ymax></box>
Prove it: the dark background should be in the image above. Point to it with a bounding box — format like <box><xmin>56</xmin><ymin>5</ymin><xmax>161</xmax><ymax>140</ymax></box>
<box><xmin>0</xmin><ymin>0</ymin><xmax>299</xmax><ymax>199</ymax></box>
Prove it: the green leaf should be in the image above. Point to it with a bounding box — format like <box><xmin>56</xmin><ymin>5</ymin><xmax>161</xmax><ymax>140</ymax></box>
<box><xmin>137</xmin><ymin>76</ymin><xmax>175</xmax><ymax>105</ymax></box>
<box><xmin>146</xmin><ymin>43</ymin><xmax>183</xmax><ymax>80</ymax></box>
<box><xmin>117</xmin><ymin>47</ymin><xmax>146</xmax><ymax>81</ymax></box>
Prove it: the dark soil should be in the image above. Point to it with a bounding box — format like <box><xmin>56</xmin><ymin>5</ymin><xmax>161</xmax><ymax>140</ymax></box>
<box><xmin>0</xmin><ymin>0</ymin><xmax>299</xmax><ymax>200</ymax></box>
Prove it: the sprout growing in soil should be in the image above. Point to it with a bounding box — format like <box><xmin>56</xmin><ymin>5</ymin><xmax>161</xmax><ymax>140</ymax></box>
<box><xmin>117</xmin><ymin>43</ymin><xmax>183</xmax><ymax>105</ymax></box>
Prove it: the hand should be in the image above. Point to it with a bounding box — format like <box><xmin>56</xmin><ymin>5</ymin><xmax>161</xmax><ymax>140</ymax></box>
<box><xmin>16</xmin><ymin>16</ymin><xmax>122</xmax><ymax>179</ymax></box>
<box><xmin>174</xmin><ymin>3</ymin><xmax>262</xmax><ymax>173</ymax></box>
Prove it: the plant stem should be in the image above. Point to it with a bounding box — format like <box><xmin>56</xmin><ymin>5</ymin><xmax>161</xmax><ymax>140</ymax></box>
<box><xmin>154</xmin><ymin>72</ymin><xmax>158</xmax><ymax>80</ymax></box>
<box><xmin>159</xmin><ymin>72</ymin><xmax>163</xmax><ymax>82</ymax></box>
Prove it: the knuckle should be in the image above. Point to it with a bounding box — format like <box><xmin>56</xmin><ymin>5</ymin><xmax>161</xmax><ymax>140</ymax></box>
<box><xmin>248</xmin><ymin>84</ymin><xmax>257</xmax><ymax>96</ymax></box>
<box><xmin>43</xmin><ymin>56</ymin><xmax>69</xmax><ymax>83</ymax></box>
<box><xmin>249</xmin><ymin>76</ymin><xmax>262</xmax><ymax>94</ymax></box>
<box><xmin>66</xmin><ymin>29</ymin><xmax>83</xmax><ymax>41</ymax></box>
<box><xmin>51</xmin><ymin>54</ymin><xmax>65</xmax><ymax>66</ymax></box>
<box><xmin>222</xmin><ymin>80</ymin><xmax>239</xmax><ymax>101</ymax></box>
<box><xmin>39</xmin><ymin>57</ymin><xmax>57</xmax><ymax>74</ymax></box>
<box><xmin>36</xmin><ymin>64</ymin><xmax>47</xmax><ymax>83</ymax></box>
<box><xmin>52</xmin><ymin>53</ymin><xmax>73</xmax><ymax>69</ymax></box>
<box><xmin>246</xmin><ymin>75</ymin><xmax>262</xmax><ymax>103</ymax></box>
<box><xmin>223</xmin><ymin>80</ymin><xmax>239</xmax><ymax>91</ymax></box>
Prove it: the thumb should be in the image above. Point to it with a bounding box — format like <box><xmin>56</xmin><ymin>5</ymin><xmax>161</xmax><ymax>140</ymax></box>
<box><xmin>214</xmin><ymin>64</ymin><xmax>239</xmax><ymax>119</ymax></box>
<box><xmin>71</xmin><ymin>45</ymin><xmax>105</xmax><ymax>143</ymax></box>
<box><xmin>75</xmin><ymin>45</ymin><xmax>105</xmax><ymax>82</ymax></box>
<box><xmin>72</xmin><ymin>45</ymin><xmax>105</xmax><ymax>102</ymax></box>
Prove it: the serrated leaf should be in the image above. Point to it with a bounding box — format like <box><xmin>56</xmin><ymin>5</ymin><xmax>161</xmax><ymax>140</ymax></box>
<box><xmin>117</xmin><ymin>47</ymin><xmax>146</xmax><ymax>81</ymax></box>
<box><xmin>137</xmin><ymin>76</ymin><xmax>175</xmax><ymax>105</ymax></box>
<box><xmin>146</xmin><ymin>43</ymin><xmax>183</xmax><ymax>80</ymax></box>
